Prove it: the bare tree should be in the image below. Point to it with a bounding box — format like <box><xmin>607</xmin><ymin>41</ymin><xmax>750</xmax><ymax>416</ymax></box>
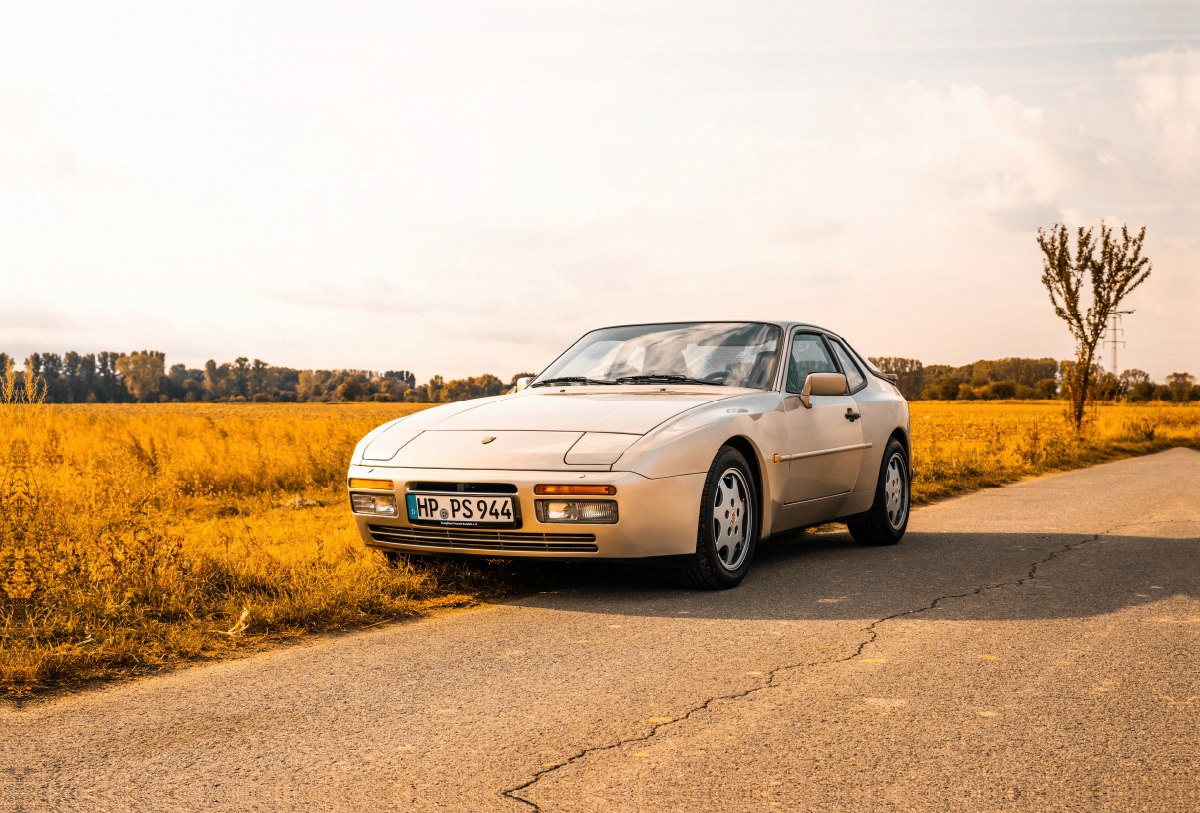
<box><xmin>1038</xmin><ymin>222</ymin><xmax>1151</xmax><ymax>430</ymax></box>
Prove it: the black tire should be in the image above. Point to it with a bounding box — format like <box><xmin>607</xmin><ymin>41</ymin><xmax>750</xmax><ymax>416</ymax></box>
<box><xmin>677</xmin><ymin>446</ymin><xmax>760</xmax><ymax>590</ymax></box>
<box><xmin>846</xmin><ymin>438</ymin><xmax>910</xmax><ymax>546</ymax></box>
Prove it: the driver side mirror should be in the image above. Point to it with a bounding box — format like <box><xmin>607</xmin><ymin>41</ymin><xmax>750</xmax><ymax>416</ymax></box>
<box><xmin>799</xmin><ymin>373</ymin><xmax>847</xmax><ymax>409</ymax></box>
<box><xmin>514</xmin><ymin>377</ymin><xmax>533</xmax><ymax>392</ymax></box>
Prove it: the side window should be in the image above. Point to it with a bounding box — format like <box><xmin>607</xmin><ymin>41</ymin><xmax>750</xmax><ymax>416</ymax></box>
<box><xmin>829</xmin><ymin>339</ymin><xmax>866</xmax><ymax>391</ymax></box>
<box><xmin>786</xmin><ymin>334</ymin><xmax>837</xmax><ymax>393</ymax></box>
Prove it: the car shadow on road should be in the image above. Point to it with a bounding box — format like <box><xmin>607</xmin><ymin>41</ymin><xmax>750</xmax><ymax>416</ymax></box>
<box><xmin>492</xmin><ymin>527</ymin><xmax>1200</xmax><ymax>622</ymax></box>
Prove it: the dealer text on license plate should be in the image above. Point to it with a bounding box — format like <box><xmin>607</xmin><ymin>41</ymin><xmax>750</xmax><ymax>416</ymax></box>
<box><xmin>406</xmin><ymin>493</ymin><xmax>516</xmax><ymax>527</ymax></box>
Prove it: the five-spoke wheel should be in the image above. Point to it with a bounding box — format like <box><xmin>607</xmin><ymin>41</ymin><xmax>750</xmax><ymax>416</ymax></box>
<box><xmin>883</xmin><ymin>452</ymin><xmax>908</xmax><ymax>530</ymax></box>
<box><xmin>679</xmin><ymin>446</ymin><xmax>759</xmax><ymax>589</ymax></box>
<box><xmin>847</xmin><ymin>437</ymin><xmax>910</xmax><ymax>546</ymax></box>
<box><xmin>711</xmin><ymin>468</ymin><xmax>752</xmax><ymax>571</ymax></box>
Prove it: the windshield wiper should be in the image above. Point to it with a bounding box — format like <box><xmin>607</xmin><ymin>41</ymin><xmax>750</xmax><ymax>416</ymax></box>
<box><xmin>614</xmin><ymin>375</ymin><xmax>726</xmax><ymax>387</ymax></box>
<box><xmin>530</xmin><ymin>376</ymin><xmax>616</xmax><ymax>388</ymax></box>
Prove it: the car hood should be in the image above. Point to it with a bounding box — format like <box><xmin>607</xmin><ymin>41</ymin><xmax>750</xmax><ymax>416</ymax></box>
<box><xmin>361</xmin><ymin>387</ymin><xmax>747</xmax><ymax>469</ymax></box>
<box><xmin>413</xmin><ymin>388</ymin><xmax>744</xmax><ymax>433</ymax></box>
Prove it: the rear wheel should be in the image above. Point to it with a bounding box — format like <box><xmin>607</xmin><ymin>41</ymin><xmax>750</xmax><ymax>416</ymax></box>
<box><xmin>846</xmin><ymin>438</ymin><xmax>909</xmax><ymax>546</ymax></box>
<box><xmin>678</xmin><ymin>446</ymin><xmax>759</xmax><ymax>589</ymax></box>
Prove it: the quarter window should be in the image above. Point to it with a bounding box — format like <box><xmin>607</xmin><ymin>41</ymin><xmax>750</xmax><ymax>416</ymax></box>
<box><xmin>829</xmin><ymin>340</ymin><xmax>866</xmax><ymax>391</ymax></box>
<box><xmin>786</xmin><ymin>334</ymin><xmax>837</xmax><ymax>393</ymax></box>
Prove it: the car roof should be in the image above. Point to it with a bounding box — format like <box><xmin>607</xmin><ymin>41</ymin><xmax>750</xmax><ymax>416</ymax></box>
<box><xmin>594</xmin><ymin>319</ymin><xmax>839</xmax><ymax>334</ymax></box>
<box><xmin>582</xmin><ymin>320</ymin><xmax>860</xmax><ymax>355</ymax></box>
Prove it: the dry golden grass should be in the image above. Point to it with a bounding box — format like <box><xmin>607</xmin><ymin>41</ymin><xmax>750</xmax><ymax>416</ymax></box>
<box><xmin>909</xmin><ymin>400</ymin><xmax>1200</xmax><ymax>502</ymax></box>
<box><xmin>45</xmin><ymin>402</ymin><xmax>433</xmax><ymax>509</ymax></box>
<box><xmin>0</xmin><ymin>399</ymin><xmax>506</xmax><ymax>696</ymax></box>
<box><xmin>2</xmin><ymin>394</ymin><xmax>1197</xmax><ymax>696</ymax></box>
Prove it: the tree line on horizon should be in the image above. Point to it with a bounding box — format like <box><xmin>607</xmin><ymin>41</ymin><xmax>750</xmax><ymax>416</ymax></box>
<box><xmin>6</xmin><ymin>351</ymin><xmax>530</xmax><ymax>404</ymax></box>
<box><xmin>869</xmin><ymin>356</ymin><xmax>1199</xmax><ymax>403</ymax></box>
<box><xmin>4</xmin><ymin>349</ymin><xmax>1195</xmax><ymax>405</ymax></box>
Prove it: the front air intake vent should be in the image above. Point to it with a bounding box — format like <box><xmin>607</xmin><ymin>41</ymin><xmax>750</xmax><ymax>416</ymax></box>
<box><xmin>407</xmin><ymin>482</ymin><xmax>519</xmax><ymax>494</ymax></box>
<box><xmin>367</xmin><ymin>524</ymin><xmax>597</xmax><ymax>553</ymax></box>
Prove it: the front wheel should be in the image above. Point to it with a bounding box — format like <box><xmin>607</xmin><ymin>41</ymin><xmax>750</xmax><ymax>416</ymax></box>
<box><xmin>846</xmin><ymin>438</ymin><xmax>910</xmax><ymax>546</ymax></box>
<box><xmin>677</xmin><ymin>446</ymin><xmax>759</xmax><ymax>589</ymax></box>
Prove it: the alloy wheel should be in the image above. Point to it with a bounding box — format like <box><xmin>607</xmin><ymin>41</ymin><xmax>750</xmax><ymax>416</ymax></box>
<box><xmin>712</xmin><ymin>468</ymin><xmax>752</xmax><ymax>571</ymax></box>
<box><xmin>884</xmin><ymin>453</ymin><xmax>908</xmax><ymax>530</ymax></box>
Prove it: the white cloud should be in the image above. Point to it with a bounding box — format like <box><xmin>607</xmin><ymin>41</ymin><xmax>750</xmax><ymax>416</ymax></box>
<box><xmin>852</xmin><ymin>82</ymin><xmax>1119</xmax><ymax>233</ymax></box>
<box><xmin>1120</xmin><ymin>45</ymin><xmax>1200</xmax><ymax>178</ymax></box>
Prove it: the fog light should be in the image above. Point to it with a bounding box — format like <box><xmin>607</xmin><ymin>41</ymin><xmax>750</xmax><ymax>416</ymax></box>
<box><xmin>535</xmin><ymin>500</ymin><xmax>618</xmax><ymax>524</ymax></box>
<box><xmin>351</xmin><ymin>493</ymin><xmax>398</xmax><ymax>516</ymax></box>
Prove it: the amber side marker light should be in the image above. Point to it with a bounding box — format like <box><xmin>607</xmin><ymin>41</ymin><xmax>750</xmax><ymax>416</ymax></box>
<box><xmin>349</xmin><ymin>478</ymin><xmax>394</xmax><ymax>490</ymax></box>
<box><xmin>534</xmin><ymin>484</ymin><xmax>617</xmax><ymax>496</ymax></box>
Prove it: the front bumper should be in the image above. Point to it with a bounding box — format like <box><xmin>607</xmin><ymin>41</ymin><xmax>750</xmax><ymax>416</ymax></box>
<box><xmin>347</xmin><ymin>465</ymin><xmax>706</xmax><ymax>559</ymax></box>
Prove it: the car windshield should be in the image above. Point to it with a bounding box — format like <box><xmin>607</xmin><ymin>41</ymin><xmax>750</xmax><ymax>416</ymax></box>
<box><xmin>536</xmin><ymin>322</ymin><xmax>782</xmax><ymax>389</ymax></box>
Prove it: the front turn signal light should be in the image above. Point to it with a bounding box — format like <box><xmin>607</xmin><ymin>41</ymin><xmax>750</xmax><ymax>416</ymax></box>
<box><xmin>534</xmin><ymin>484</ymin><xmax>617</xmax><ymax>496</ymax></box>
<box><xmin>349</xmin><ymin>478</ymin><xmax>394</xmax><ymax>490</ymax></box>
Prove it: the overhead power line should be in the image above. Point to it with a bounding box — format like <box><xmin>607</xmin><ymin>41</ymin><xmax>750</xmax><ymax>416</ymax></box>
<box><xmin>1121</xmin><ymin>350</ymin><xmax>1200</xmax><ymax>357</ymax></box>
<box><xmin>1122</xmin><ymin>336</ymin><xmax>1200</xmax><ymax>343</ymax></box>
<box><xmin>1129</xmin><ymin>324</ymin><xmax>1200</xmax><ymax>331</ymax></box>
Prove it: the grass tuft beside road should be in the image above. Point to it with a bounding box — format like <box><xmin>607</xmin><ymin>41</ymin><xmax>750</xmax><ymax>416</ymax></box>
<box><xmin>2</xmin><ymin>397</ymin><xmax>1198</xmax><ymax>696</ymax></box>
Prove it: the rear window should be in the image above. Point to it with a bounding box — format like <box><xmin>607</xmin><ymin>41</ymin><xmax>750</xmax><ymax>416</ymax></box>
<box><xmin>829</xmin><ymin>339</ymin><xmax>866</xmax><ymax>391</ymax></box>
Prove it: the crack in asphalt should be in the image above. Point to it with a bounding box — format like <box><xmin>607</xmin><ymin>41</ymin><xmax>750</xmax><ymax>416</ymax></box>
<box><xmin>500</xmin><ymin>530</ymin><xmax>1112</xmax><ymax>811</ymax></box>
<box><xmin>1101</xmin><ymin>519</ymin><xmax>1199</xmax><ymax>531</ymax></box>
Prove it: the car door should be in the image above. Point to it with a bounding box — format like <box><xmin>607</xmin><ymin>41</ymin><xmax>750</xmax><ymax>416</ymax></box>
<box><xmin>825</xmin><ymin>334</ymin><xmax>876</xmax><ymax>425</ymax></box>
<box><xmin>781</xmin><ymin>332</ymin><xmax>865</xmax><ymax>503</ymax></box>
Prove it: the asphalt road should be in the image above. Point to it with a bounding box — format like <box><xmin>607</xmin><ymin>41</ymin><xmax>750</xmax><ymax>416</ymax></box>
<box><xmin>3</xmin><ymin>449</ymin><xmax>1197</xmax><ymax>812</ymax></box>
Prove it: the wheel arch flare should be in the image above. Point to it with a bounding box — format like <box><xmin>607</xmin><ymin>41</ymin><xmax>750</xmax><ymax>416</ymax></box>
<box><xmin>889</xmin><ymin>426</ymin><xmax>913</xmax><ymax>476</ymax></box>
<box><xmin>718</xmin><ymin>434</ymin><xmax>772</xmax><ymax>539</ymax></box>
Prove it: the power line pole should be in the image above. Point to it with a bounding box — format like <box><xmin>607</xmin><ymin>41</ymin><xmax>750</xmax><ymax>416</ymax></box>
<box><xmin>1104</xmin><ymin>311</ymin><xmax>1132</xmax><ymax>375</ymax></box>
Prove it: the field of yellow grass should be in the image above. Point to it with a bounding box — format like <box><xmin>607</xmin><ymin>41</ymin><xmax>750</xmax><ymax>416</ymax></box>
<box><xmin>909</xmin><ymin>400</ymin><xmax>1199</xmax><ymax>502</ymax></box>
<box><xmin>2</xmin><ymin>396</ymin><xmax>1197</xmax><ymax>696</ymax></box>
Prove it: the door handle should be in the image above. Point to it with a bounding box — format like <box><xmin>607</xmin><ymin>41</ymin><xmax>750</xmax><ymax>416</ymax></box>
<box><xmin>845</xmin><ymin>409</ymin><xmax>860</xmax><ymax>422</ymax></box>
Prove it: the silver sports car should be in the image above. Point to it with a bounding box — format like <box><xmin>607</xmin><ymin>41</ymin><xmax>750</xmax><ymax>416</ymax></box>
<box><xmin>347</xmin><ymin>321</ymin><xmax>912</xmax><ymax>588</ymax></box>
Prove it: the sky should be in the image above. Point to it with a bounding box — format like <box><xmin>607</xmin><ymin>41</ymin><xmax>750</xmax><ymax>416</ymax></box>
<box><xmin>1</xmin><ymin>1</ymin><xmax>1197</xmax><ymax>382</ymax></box>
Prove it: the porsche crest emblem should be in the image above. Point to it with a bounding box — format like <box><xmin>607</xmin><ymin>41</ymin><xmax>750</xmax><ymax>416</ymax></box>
<box><xmin>481</xmin><ymin>436</ymin><xmax>496</xmax><ymax>444</ymax></box>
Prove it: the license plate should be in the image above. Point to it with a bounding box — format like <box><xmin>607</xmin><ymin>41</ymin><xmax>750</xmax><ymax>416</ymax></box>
<box><xmin>405</xmin><ymin>492</ymin><xmax>517</xmax><ymax>527</ymax></box>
